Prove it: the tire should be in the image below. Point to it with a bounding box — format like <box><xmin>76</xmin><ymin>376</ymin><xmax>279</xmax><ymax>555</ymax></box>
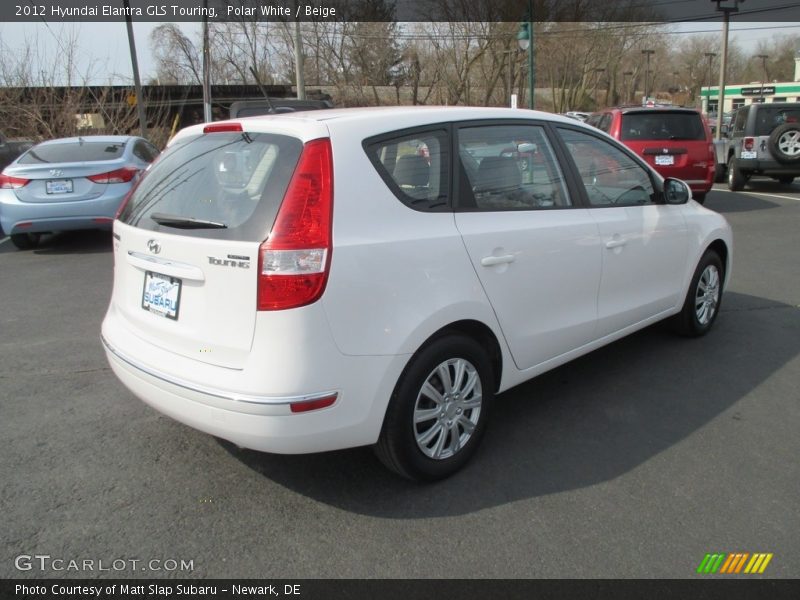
<box><xmin>768</xmin><ymin>123</ymin><xmax>800</xmax><ymax>165</ymax></box>
<box><xmin>671</xmin><ymin>250</ymin><xmax>724</xmax><ymax>337</ymax></box>
<box><xmin>727</xmin><ymin>156</ymin><xmax>746</xmax><ymax>191</ymax></box>
<box><xmin>693</xmin><ymin>192</ymin><xmax>706</xmax><ymax>204</ymax></box>
<box><xmin>778</xmin><ymin>176</ymin><xmax>795</xmax><ymax>185</ymax></box>
<box><xmin>375</xmin><ymin>334</ymin><xmax>494</xmax><ymax>481</ymax></box>
<box><xmin>10</xmin><ymin>232</ymin><xmax>41</xmax><ymax>250</ymax></box>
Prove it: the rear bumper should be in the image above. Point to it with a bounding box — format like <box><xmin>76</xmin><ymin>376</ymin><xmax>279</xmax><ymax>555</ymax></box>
<box><xmin>0</xmin><ymin>188</ymin><xmax>126</xmax><ymax>234</ymax></box>
<box><xmin>101</xmin><ymin>306</ymin><xmax>410</xmax><ymax>454</ymax></box>
<box><xmin>736</xmin><ymin>158</ymin><xmax>800</xmax><ymax>176</ymax></box>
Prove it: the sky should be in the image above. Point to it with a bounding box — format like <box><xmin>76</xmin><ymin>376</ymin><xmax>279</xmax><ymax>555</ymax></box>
<box><xmin>0</xmin><ymin>20</ymin><xmax>798</xmax><ymax>86</ymax></box>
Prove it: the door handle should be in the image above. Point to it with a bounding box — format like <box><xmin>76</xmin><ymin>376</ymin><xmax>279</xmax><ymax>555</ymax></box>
<box><xmin>605</xmin><ymin>239</ymin><xmax>627</xmax><ymax>249</ymax></box>
<box><xmin>480</xmin><ymin>254</ymin><xmax>516</xmax><ymax>267</ymax></box>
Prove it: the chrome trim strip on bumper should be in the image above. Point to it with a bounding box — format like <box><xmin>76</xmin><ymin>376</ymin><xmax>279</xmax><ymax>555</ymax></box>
<box><xmin>101</xmin><ymin>335</ymin><xmax>338</xmax><ymax>406</ymax></box>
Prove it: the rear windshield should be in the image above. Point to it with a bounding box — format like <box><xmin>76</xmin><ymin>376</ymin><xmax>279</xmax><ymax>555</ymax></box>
<box><xmin>19</xmin><ymin>141</ymin><xmax>127</xmax><ymax>164</ymax></box>
<box><xmin>621</xmin><ymin>112</ymin><xmax>706</xmax><ymax>141</ymax></box>
<box><xmin>753</xmin><ymin>107</ymin><xmax>800</xmax><ymax>136</ymax></box>
<box><xmin>118</xmin><ymin>131</ymin><xmax>302</xmax><ymax>241</ymax></box>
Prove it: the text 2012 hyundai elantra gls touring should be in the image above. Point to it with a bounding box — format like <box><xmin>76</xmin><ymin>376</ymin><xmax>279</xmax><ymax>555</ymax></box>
<box><xmin>102</xmin><ymin>107</ymin><xmax>732</xmax><ymax>480</ymax></box>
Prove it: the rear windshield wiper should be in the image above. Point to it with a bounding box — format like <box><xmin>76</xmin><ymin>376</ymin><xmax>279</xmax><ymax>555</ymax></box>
<box><xmin>150</xmin><ymin>212</ymin><xmax>228</xmax><ymax>229</ymax></box>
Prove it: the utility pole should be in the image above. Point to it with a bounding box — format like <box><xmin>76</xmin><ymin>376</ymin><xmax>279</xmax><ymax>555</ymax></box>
<box><xmin>293</xmin><ymin>18</ymin><xmax>306</xmax><ymax>100</ymax></box>
<box><xmin>202</xmin><ymin>0</ymin><xmax>212</xmax><ymax>123</ymax></box>
<box><xmin>123</xmin><ymin>0</ymin><xmax>147</xmax><ymax>137</ymax></box>
<box><xmin>623</xmin><ymin>71</ymin><xmax>633</xmax><ymax>104</ymax></box>
<box><xmin>642</xmin><ymin>49</ymin><xmax>655</xmax><ymax>104</ymax></box>
<box><xmin>710</xmin><ymin>0</ymin><xmax>746</xmax><ymax>141</ymax></box>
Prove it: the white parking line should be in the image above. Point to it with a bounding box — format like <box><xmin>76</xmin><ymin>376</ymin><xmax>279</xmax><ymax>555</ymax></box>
<box><xmin>714</xmin><ymin>189</ymin><xmax>800</xmax><ymax>202</ymax></box>
<box><xmin>0</xmin><ymin>236</ymin><xmax>10</xmax><ymax>246</ymax></box>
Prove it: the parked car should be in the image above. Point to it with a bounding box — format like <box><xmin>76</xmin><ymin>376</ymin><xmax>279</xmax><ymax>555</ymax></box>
<box><xmin>0</xmin><ymin>135</ymin><xmax>159</xmax><ymax>249</ymax></box>
<box><xmin>563</xmin><ymin>111</ymin><xmax>590</xmax><ymax>122</ymax></box>
<box><xmin>724</xmin><ymin>102</ymin><xmax>800</xmax><ymax>191</ymax></box>
<box><xmin>0</xmin><ymin>131</ymin><xmax>34</xmax><ymax>172</ymax></box>
<box><xmin>586</xmin><ymin>107</ymin><xmax>715</xmax><ymax>203</ymax></box>
<box><xmin>229</xmin><ymin>98</ymin><xmax>334</xmax><ymax>119</ymax></box>
<box><xmin>101</xmin><ymin>107</ymin><xmax>732</xmax><ymax>480</ymax></box>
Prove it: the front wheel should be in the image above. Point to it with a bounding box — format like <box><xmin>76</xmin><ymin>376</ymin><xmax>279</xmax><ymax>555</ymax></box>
<box><xmin>670</xmin><ymin>250</ymin><xmax>724</xmax><ymax>337</ymax></box>
<box><xmin>778</xmin><ymin>176</ymin><xmax>794</xmax><ymax>185</ymax></box>
<box><xmin>375</xmin><ymin>335</ymin><xmax>494</xmax><ymax>481</ymax></box>
<box><xmin>693</xmin><ymin>192</ymin><xmax>706</xmax><ymax>204</ymax></box>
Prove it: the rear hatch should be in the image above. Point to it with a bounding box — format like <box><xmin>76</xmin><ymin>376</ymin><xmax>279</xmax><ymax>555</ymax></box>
<box><xmin>620</xmin><ymin>110</ymin><xmax>712</xmax><ymax>184</ymax></box>
<box><xmin>112</xmin><ymin>128</ymin><xmax>304</xmax><ymax>369</ymax></box>
<box><xmin>10</xmin><ymin>139</ymin><xmax>131</xmax><ymax>203</ymax></box>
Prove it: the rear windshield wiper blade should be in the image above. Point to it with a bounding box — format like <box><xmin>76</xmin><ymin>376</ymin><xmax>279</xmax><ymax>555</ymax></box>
<box><xmin>150</xmin><ymin>212</ymin><xmax>228</xmax><ymax>229</ymax></box>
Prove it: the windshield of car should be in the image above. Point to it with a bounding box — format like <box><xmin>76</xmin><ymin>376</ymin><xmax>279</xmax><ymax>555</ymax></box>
<box><xmin>18</xmin><ymin>141</ymin><xmax>126</xmax><ymax>164</ymax></box>
<box><xmin>118</xmin><ymin>131</ymin><xmax>302</xmax><ymax>241</ymax></box>
<box><xmin>753</xmin><ymin>107</ymin><xmax>800</xmax><ymax>136</ymax></box>
<box><xmin>621</xmin><ymin>112</ymin><xmax>706</xmax><ymax>141</ymax></box>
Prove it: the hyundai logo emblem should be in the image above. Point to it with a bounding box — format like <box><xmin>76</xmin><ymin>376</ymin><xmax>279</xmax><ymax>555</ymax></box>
<box><xmin>147</xmin><ymin>240</ymin><xmax>161</xmax><ymax>254</ymax></box>
<box><xmin>49</xmin><ymin>169</ymin><xmax>63</xmax><ymax>177</ymax></box>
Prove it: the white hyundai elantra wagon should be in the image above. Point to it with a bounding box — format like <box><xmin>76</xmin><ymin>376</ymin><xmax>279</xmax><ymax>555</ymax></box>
<box><xmin>102</xmin><ymin>107</ymin><xmax>732</xmax><ymax>480</ymax></box>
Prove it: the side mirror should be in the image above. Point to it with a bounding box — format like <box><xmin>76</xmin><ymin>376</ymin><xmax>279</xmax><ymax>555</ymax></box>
<box><xmin>664</xmin><ymin>178</ymin><xmax>690</xmax><ymax>205</ymax></box>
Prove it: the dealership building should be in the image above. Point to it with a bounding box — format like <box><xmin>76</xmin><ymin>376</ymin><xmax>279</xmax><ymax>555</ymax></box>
<box><xmin>701</xmin><ymin>49</ymin><xmax>800</xmax><ymax>113</ymax></box>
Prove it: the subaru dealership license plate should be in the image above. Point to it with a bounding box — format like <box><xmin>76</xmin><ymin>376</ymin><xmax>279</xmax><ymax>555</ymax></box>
<box><xmin>141</xmin><ymin>271</ymin><xmax>181</xmax><ymax>320</ymax></box>
<box><xmin>46</xmin><ymin>179</ymin><xmax>73</xmax><ymax>194</ymax></box>
<box><xmin>655</xmin><ymin>155</ymin><xmax>674</xmax><ymax>166</ymax></box>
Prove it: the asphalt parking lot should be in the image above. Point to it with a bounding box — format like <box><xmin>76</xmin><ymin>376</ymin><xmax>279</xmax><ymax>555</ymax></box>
<box><xmin>1</xmin><ymin>180</ymin><xmax>798</xmax><ymax>579</ymax></box>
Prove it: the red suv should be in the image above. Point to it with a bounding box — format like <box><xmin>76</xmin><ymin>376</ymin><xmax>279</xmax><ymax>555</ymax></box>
<box><xmin>586</xmin><ymin>107</ymin><xmax>715</xmax><ymax>203</ymax></box>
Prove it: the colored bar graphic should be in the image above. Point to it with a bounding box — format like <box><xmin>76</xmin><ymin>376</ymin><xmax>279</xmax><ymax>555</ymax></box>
<box><xmin>699</xmin><ymin>552</ymin><xmax>773</xmax><ymax>575</ymax></box>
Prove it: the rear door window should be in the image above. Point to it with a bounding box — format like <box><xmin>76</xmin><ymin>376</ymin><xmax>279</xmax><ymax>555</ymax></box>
<box><xmin>621</xmin><ymin>112</ymin><xmax>706</xmax><ymax>141</ymax></box>
<box><xmin>118</xmin><ymin>132</ymin><xmax>303</xmax><ymax>241</ymax></box>
<box><xmin>19</xmin><ymin>141</ymin><xmax>127</xmax><ymax>164</ymax></box>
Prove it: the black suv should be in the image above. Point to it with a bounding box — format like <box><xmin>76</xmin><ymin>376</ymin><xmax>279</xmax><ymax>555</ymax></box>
<box><xmin>726</xmin><ymin>102</ymin><xmax>800</xmax><ymax>191</ymax></box>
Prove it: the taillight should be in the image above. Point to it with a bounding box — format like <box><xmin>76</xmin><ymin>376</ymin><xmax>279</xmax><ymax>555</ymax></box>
<box><xmin>114</xmin><ymin>169</ymin><xmax>147</xmax><ymax>219</ymax></box>
<box><xmin>204</xmin><ymin>122</ymin><xmax>243</xmax><ymax>134</ymax></box>
<box><xmin>257</xmin><ymin>138</ymin><xmax>333</xmax><ymax>311</ymax></box>
<box><xmin>0</xmin><ymin>173</ymin><xmax>30</xmax><ymax>189</ymax></box>
<box><xmin>744</xmin><ymin>137</ymin><xmax>755</xmax><ymax>151</ymax></box>
<box><xmin>87</xmin><ymin>166</ymin><xmax>139</xmax><ymax>184</ymax></box>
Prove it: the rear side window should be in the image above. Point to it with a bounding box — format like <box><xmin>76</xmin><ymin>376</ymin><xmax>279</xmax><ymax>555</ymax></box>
<box><xmin>364</xmin><ymin>129</ymin><xmax>449</xmax><ymax>211</ymax></box>
<box><xmin>19</xmin><ymin>141</ymin><xmax>126</xmax><ymax>164</ymax></box>
<box><xmin>119</xmin><ymin>132</ymin><xmax>302</xmax><ymax>241</ymax></box>
<box><xmin>621</xmin><ymin>112</ymin><xmax>706</xmax><ymax>141</ymax></box>
<box><xmin>753</xmin><ymin>107</ymin><xmax>800</xmax><ymax>136</ymax></box>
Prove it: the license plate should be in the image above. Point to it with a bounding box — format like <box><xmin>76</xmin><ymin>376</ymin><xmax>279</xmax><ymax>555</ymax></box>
<box><xmin>141</xmin><ymin>271</ymin><xmax>182</xmax><ymax>320</ymax></box>
<box><xmin>46</xmin><ymin>179</ymin><xmax>73</xmax><ymax>194</ymax></box>
<box><xmin>655</xmin><ymin>155</ymin><xmax>674</xmax><ymax>166</ymax></box>
<box><xmin>741</xmin><ymin>151</ymin><xmax>757</xmax><ymax>159</ymax></box>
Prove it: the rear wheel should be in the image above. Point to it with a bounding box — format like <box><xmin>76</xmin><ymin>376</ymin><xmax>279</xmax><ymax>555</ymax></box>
<box><xmin>671</xmin><ymin>250</ymin><xmax>724</xmax><ymax>337</ymax></box>
<box><xmin>693</xmin><ymin>192</ymin><xmax>706</xmax><ymax>204</ymax></box>
<box><xmin>714</xmin><ymin>163</ymin><xmax>727</xmax><ymax>183</ymax></box>
<box><xmin>727</xmin><ymin>157</ymin><xmax>746</xmax><ymax>192</ymax></box>
<box><xmin>375</xmin><ymin>335</ymin><xmax>494</xmax><ymax>481</ymax></box>
<box><xmin>10</xmin><ymin>233</ymin><xmax>41</xmax><ymax>250</ymax></box>
<box><xmin>778</xmin><ymin>176</ymin><xmax>795</xmax><ymax>185</ymax></box>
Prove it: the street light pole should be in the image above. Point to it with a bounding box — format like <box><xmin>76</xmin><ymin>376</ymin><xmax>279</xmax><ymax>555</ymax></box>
<box><xmin>642</xmin><ymin>49</ymin><xmax>655</xmax><ymax>103</ymax></box>
<box><xmin>704</xmin><ymin>52</ymin><xmax>717</xmax><ymax>113</ymax></box>
<box><xmin>756</xmin><ymin>54</ymin><xmax>769</xmax><ymax>102</ymax></box>
<box><xmin>516</xmin><ymin>0</ymin><xmax>535</xmax><ymax>109</ymax></box>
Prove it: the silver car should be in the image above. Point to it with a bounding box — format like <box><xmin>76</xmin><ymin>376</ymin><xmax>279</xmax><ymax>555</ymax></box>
<box><xmin>0</xmin><ymin>135</ymin><xmax>159</xmax><ymax>249</ymax></box>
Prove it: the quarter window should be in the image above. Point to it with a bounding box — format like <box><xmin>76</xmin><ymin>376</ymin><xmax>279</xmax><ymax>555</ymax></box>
<box><xmin>456</xmin><ymin>124</ymin><xmax>570</xmax><ymax>211</ymax></box>
<box><xmin>557</xmin><ymin>128</ymin><xmax>656</xmax><ymax>207</ymax></box>
<box><xmin>365</xmin><ymin>130</ymin><xmax>449</xmax><ymax>211</ymax></box>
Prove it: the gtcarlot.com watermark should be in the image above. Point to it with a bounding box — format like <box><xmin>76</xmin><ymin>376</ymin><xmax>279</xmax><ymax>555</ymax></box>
<box><xmin>14</xmin><ymin>554</ymin><xmax>194</xmax><ymax>573</ymax></box>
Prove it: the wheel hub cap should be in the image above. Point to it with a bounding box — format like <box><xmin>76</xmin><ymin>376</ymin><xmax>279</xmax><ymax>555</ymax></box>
<box><xmin>695</xmin><ymin>265</ymin><xmax>720</xmax><ymax>326</ymax></box>
<box><xmin>413</xmin><ymin>358</ymin><xmax>482</xmax><ymax>460</ymax></box>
